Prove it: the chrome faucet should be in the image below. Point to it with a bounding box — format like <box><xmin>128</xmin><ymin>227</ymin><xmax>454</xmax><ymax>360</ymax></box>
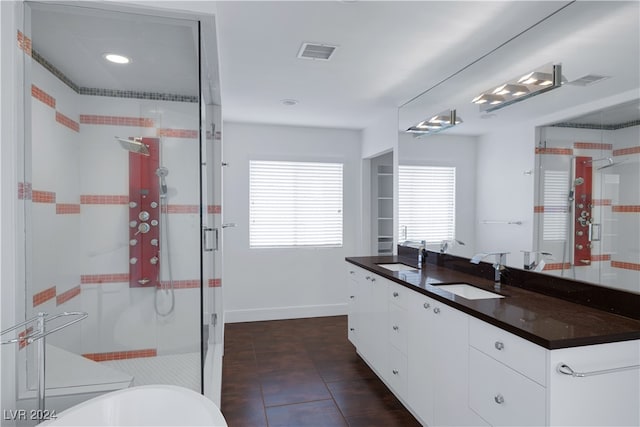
<box><xmin>470</xmin><ymin>252</ymin><xmax>509</xmax><ymax>290</ymax></box>
<box><xmin>401</xmin><ymin>240</ymin><xmax>426</xmax><ymax>268</ymax></box>
<box><xmin>440</xmin><ymin>239</ymin><xmax>466</xmax><ymax>254</ymax></box>
<box><xmin>522</xmin><ymin>250</ymin><xmax>553</xmax><ymax>272</ymax></box>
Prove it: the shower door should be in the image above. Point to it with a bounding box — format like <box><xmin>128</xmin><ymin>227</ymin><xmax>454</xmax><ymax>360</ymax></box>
<box><xmin>14</xmin><ymin>1</ymin><xmax>216</xmax><ymax>419</ymax></box>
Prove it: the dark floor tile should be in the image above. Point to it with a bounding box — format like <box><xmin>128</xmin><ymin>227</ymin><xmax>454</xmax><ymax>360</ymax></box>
<box><xmin>345</xmin><ymin>409</ymin><xmax>422</xmax><ymax>427</ymax></box>
<box><xmin>223</xmin><ymin>348</ymin><xmax>256</xmax><ymax>366</ymax></box>
<box><xmin>315</xmin><ymin>356</ymin><xmax>376</xmax><ymax>383</ymax></box>
<box><xmin>261</xmin><ymin>370</ymin><xmax>332</xmax><ymax>407</ymax></box>
<box><xmin>327</xmin><ymin>377</ymin><xmax>404</xmax><ymax>417</ymax></box>
<box><xmin>220</xmin><ymin>394</ymin><xmax>267</xmax><ymax>427</ymax></box>
<box><xmin>255</xmin><ymin>348</ymin><xmax>316</xmax><ymax>375</ymax></box>
<box><xmin>222</xmin><ymin>361</ymin><xmax>261</xmax><ymax>397</ymax></box>
<box><xmin>265</xmin><ymin>399</ymin><xmax>348</xmax><ymax>427</ymax></box>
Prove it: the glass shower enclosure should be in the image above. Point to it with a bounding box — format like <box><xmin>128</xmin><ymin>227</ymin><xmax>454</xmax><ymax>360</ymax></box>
<box><xmin>7</xmin><ymin>1</ymin><xmax>223</xmax><ymax>421</ymax></box>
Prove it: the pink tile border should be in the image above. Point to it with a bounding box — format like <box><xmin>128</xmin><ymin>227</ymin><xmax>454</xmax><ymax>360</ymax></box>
<box><xmin>56</xmin><ymin>286</ymin><xmax>81</xmax><ymax>306</ymax></box>
<box><xmin>535</xmin><ymin>147</ymin><xmax>573</xmax><ymax>155</ymax></box>
<box><xmin>80</xmin><ymin>195</ymin><xmax>129</xmax><ymax>205</ymax></box>
<box><xmin>79</xmin><ymin>115</ymin><xmax>155</xmax><ymax>128</ymax></box>
<box><xmin>31</xmin><ymin>85</ymin><xmax>56</xmax><ymax>108</ymax></box>
<box><xmin>157</xmin><ymin>128</ymin><xmax>199</xmax><ymax>139</ymax></box>
<box><xmin>591</xmin><ymin>254</ymin><xmax>611</xmax><ymax>262</ymax></box>
<box><xmin>208</xmin><ymin>205</ymin><xmax>222</xmax><ymax>214</ymax></box>
<box><xmin>573</xmin><ymin>142</ymin><xmax>613</xmax><ymax>150</ymax></box>
<box><xmin>209</xmin><ymin>278</ymin><xmax>221</xmax><ymax>288</ymax></box>
<box><xmin>158</xmin><ymin>280</ymin><xmax>200</xmax><ymax>289</ymax></box>
<box><xmin>17</xmin><ymin>30</ymin><xmax>32</xmax><ymax>56</ymax></box>
<box><xmin>613</xmin><ymin>146</ymin><xmax>640</xmax><ymax>156</ymax></box>
<box><xmin>166</xmin><ymin>204</ymin><xmax>199</xmax><ymax>214</ymax></box>
<box><xmin>56</xmin><ymin>203</ymin><xmax>81</xmax><ymax>214</ymax></box>
<box><xmin>18</xmin><ymin>182</ymin><xmax>33</xmax><ymax>200</ymax></box>
<box><xmin>32</xmin><ymin>190</ymin><xmax>56</xmax><ymax>203</ymax></box>
<box><xmin>593</xmin><ymin>199</ymin><xmax>612</xmax><ymax>206</ymax></box>
<box><xmin>81</xmin><ymin>273</ymin><xmax>130</xmax><ymax>284</ymax></box>
<box><xmin>83</xmin><ymin>348</ymin><xmax>157</xmax><ymax>362</ymax></box>
<box><xmin>612</xmin><ymin>205</ymin><xmax>640</xmax><ymax>213</ymax></box>
<box><xmin>611</xmin><ymin>261</ymin><xmax>640</xmax><ymax>271</ymax></box>
<box><xmin>56</xmin><ymin>111</ymin><xmax>80</xmax><ymax>132</ymax></box>
<box><xmin>542</xmin><ymin>262</ymin><xmax>572</xmax><ymax>271</ymax></box>
<box><xmin>18</xmin><ymin>326</ymin><xmax>34</xmax><ymax>350</ymax></box>
<box><xmin>534</xmin><ymin>206</ymin><xmax>544</xmax><ymax>213</ymax></box>
<box><xmin>33</xmin><ymin>286</ymin><xmax>56</xmax><ymax>307</ymax></box>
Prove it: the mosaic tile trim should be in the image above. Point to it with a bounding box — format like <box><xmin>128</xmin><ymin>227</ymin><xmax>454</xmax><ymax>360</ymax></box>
<box><xmin>166</xmin><ymin>204</ymin><xmax>199</xmax><ymax>214</ymax></box>
<box><xmin>573</xmin><ymin>142</ymin><xmax>613</xmax><ymax>150</ymax></box>
<box><xmin>611</xmin><ymin>261</ymin><xmax>640</xmax><ymax>271</ymax></box>
<box><xmin>535</xmin><ymin>147</ymin><xmax>573</xmax><ymax>155</ymax></box>
<box><xmin>533</xmin><ymin>206</ymin><xmax>544</xmax><ymax>213</ymax></box>
<box><xmin>157</xmin><ymin>128</ymin><xmax>199</xmax><ymax>139</ymax></box>
<box><xmin>591</xmin><ymin>254</ymin><xmax>611</xmax><ymax>262</ymax></box>
<box><xmin>208</xmin><ymin>205</ymin><xmax>222</xmax><ymax>214</ymax></box>
<box><xmin>83</xmin><ymin>348</ymin><xmax>157</xmax><ymax>362</ymax></box>
<box><xmin>542</xmin><ymin>262</ymin><xmax>572</xmax><ymax>271</ymax></box>
<box><xmin>33</xmin><ymin>286</ymin><xmax>56</xmax><ymax>307</ymax></box>
<box><xmin>209</xmin><ymin>278</ymin><xmax>221</xmax><ymax>288</ymax></box>
<box><xmin>18</xmin><ymin>327</ymin><xmax>34</xmax><ymax>350</ymax></box>
<box><xmin>17</xmin><ymin>30</ymin><xmax>32</xmax><ymax>56</ymax></box>
<box><xmin>32</xmin><ymin>190</ymin><xmax>56</xmax><ymax>203</ymax></box>
<box><xmin>81</xmin><ymin>273</ymin><xmax>130</xmax><ymax>284</ymax></box>
<box><xmin>56</xmin><ymin>285</ymin><xmax>81</xmax><ymax>306</ymax></box>
<box><xmin>613</xmin><ymin>146</ymin><xmax>640</xmax><ymax>156</ymax></box>
<box><xmin>56</xmin><ymin>111</ymin><xmax>80</xmax><ymax>132</ymax></box>
<box><xmin>80</xmin><ymin>115</ymin><xmax>155</xmax><ymax>127</ymax></box>
<box><xmin>593</xmin><ymin>199</ymin><xmax>612</xmax><ymax>206</ymax></box>
<box><xmin>158</xmin><ymin>280</ymin><xmax>201</xmax><ymax>289</ymax></box>
<box><xmin>80</xmin><ymin>195</ymin><xmax>129</xmax><ymax>205</ymax></box>
<box><xmin>32</xmin><ymin>49</ymin><xmax>197</xmax><ymax>102</ymax></box>
<box><xmin>56</xmin><ymin>203</ymin><xmax>81</xmax><ymax>214</ymax></box>
<box><xmin>31</xmin><ymin>85</ymin><xmax>56</xmax><ymax>108</ymax></box>
<box><xmin>612</xmin><ymin>205</ymin><xmax>640</xmax><ymax>213</ymax></box>
<box><xmin>551</xmin><ymin>120</ymin><xmax>640</xmax><ymax>130</ymax></box>
<box><xmin>18</xmin><ymin>182</ymin><xmax>33</xmax><ymax>200</ymax></box>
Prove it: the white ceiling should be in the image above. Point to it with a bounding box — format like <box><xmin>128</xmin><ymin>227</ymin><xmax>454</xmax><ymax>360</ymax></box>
<box><xmin>29</xmin><ymin>1</ymin><xmax>640</xmax><ymax>134</ymax></box>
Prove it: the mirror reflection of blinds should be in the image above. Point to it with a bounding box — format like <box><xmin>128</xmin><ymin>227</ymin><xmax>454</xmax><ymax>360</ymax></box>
<box><xmin>543</xmin><ymin>170</ymin><xmax>569</xmax><ymax>241</ymax></box>
<box><xmin>249</xmin><ymin>160</ymin><xmax>343</xmax><ymax>248</ymax></box>
<box><xmin>398</xmin><ymin>165</ymin><xmax>456</xmax><ymax>244</ymax></box>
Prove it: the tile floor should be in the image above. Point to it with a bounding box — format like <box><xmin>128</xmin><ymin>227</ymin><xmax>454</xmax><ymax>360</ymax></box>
<box><xmin>221</xmin><ymin>315</ymin><xmax>421</xmax><ymax>427</ymax></box>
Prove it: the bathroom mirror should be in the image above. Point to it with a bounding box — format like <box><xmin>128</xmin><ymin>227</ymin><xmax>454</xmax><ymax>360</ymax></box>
<box><xmin>398</xmin><ymin>1</ymin><xmax>639</xmax><ymax>294</ymax></box>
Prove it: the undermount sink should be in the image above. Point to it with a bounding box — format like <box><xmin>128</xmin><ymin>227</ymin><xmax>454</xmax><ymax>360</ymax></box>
<box><xmin>436</xmin><ymin>284</ymin><xmax>504</xmax><ymax>300</ymax></box>
<box><xmin>377</xmin><ymin>263</ymin><xmax>418</xmax><ymax>272</ymax></box>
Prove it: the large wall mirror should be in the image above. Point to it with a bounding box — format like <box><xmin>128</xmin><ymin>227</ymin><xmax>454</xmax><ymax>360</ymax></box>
<box><xmin>397</xmin><ymin>1</ymin><xmax>639</xmax><ymax>294</ymax></box>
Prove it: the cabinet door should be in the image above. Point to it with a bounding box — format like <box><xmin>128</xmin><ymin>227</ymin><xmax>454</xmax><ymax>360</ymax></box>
<box><xmin>347</xmin><ymin>274</ymin><xmax>359</xmax><ymax>346</ymax></box>
<box><xmin>369</xmin><ymin>274</ymin><xmax>389</xmax><ymax>376</ymax></box>
<box><xmin>432</xmin><ymin>302</ymin><xmax>486</xmax><ymax>427</ymax></box>
<box><xmin>407</xmin><ymin>292</ymin><xmax>436</xmax><ymax>426</ymax></box>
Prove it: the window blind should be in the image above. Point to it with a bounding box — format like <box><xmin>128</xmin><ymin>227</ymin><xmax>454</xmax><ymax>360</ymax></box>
<box><xmin>250</xmin><ymin>160</ymin><xmax>343</xmax><ymax>248</ymax></box>
<box><xmin>398</xmin><ymin>165</ymin><xmax>456</xmax><ymax>243</ymax></box>
<box><xmin>543</xmin><ymin>170</ymin><xmax>569</xmax><ymax>241</ymax></box>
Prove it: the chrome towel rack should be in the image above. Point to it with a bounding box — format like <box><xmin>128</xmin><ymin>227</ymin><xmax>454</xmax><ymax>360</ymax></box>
<box><xmin>1</xmin><ymin>311</ymin><xmax>88</xmax><ymax>419</ymax></box>
<box><xmin>557</xmin><ymin>362</ymin><xmax>640</xmax><ymax>378</ymax></box>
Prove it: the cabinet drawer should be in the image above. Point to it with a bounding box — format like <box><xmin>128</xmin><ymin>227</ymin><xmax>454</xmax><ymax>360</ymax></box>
<box><xmin>469</xmin><ymin>317</ymin><xmax>547</xmax><ymax>385</ymax></box>
<box><xmin>469</xmin><ymin>347</ymin><xmax>546</xmax><ymax>427</ymax></box>
<box><xmin>387</xmin><ymin>346</ymin><xmax>408</xmax><ymax>400</ymax></box>
<box><xmin>346</xmin><ymin>263</ymin><xmax>364</xmax><ymax>281</ymax></box>
<box><xmin>388</xmin><ymin>303</ymin><xmax>407</xmax><ymax>354</ymax></box>
<box><xmin>388</xmin><ymin>282</ymin><xmax>408</xmax><ymax>309</ymax></box>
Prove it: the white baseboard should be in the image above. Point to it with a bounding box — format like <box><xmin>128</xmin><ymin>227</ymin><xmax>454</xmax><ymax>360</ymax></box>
<box><xmin>224</xmin><ymin>303</ymin><xmax>348</xmax><ymax>323</ymax></box>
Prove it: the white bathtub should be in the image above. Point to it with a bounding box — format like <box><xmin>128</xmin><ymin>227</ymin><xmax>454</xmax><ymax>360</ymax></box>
<box><xmin>38</xmin><ymin>385</ymin><xmax>228</xmax><ymax>426</ymax></box>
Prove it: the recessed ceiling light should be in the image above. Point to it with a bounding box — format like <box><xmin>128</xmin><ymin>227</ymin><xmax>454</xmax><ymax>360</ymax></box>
<box><xmin>280</xmin><ymin>99</ymin><xmax>299</xmax><ymax>106</ymax></box>
<box><xmin>104</xmin><ymin>53</ymin><xmax>130</xmax><ymax>64</ymax></box>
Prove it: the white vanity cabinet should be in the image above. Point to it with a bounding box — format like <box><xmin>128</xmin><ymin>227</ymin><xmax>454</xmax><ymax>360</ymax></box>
<box><xmin>346</xmin><ymin>264</ymin><xmax>361</xmax><ymax>346</ymax></box>
<box><xmin>407</xmin><ymin>290</ymin><xmax>486</xmax><ymax>427</ymax></box>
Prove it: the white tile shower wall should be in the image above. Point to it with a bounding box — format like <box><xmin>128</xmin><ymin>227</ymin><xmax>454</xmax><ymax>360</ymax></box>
<box><xmin>30</xmin><ymin>60</ymin><xmax>202</xmax><ymax>357</ymax></box>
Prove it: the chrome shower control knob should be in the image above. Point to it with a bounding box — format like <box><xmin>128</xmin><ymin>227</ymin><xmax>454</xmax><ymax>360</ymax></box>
<box><xmin>137</xmin><ymin>223</ymin><xmax>150</xmax><ymax>234</ymax></box>
<box><xmin>151</xmin><ymin>239</ymin><xmax>159</xmax><ymax>246</ymax></box>
<box><xmin>151</xmin><ymin>219</ymin><xmax>159</xmax><ymax>226</ymax></box>
<box><xmin>150</xmin><ymin>202</ymin><xmax>158</xmax><ymax>209</ymax></box>
<box><xmin>576</xmin><ymin>231</ymin><xmax>584</xmax><ymax>236</ymax></box>
<box><xmin>129</xmin><ymin>201</ymin><xmax>137</xmax><ymax>208</ymax></box>
<box><xmin>129</xmin><ymin>239</ymin><xmax>137</xmax><ymax>246</ymax></box>
<box><xmin>150</xmin><ymin>257</ymin><xmax>159</xmax><ymax>265</ymax></box>
<box><xmin>129</xmin><ymin>220</ymin><xmax>137</xmax><ymax>228</ymax></box>
<box><xmin>138</xmin><ymin>211</ymin><xmax>150</xmax><ymax>221</ymax></box>
<box><xmin>129</xmin><ymin>257</ymin><xmax>137</xmax><ymax>265</ymax></box>
<box><xmin>576</xmin><ymin>244</ymin><xmax>583</xmax><ymax>250</ymax></box>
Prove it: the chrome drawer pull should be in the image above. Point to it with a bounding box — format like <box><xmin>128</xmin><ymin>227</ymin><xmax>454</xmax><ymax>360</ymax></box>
<box><xmin>557</xmin><ymin>363</ymin><xmax>640</xmax><ymax>378</ymax></box>
<box><xmin>433</xmin><ymin>307</ymin><xmax>440</xmax><ymax>314</ymax></box>
<box><xmin>392</xmin><ymin>325</ymin><xmax>399</xmax><ymax>331</ymax></box>
<box><xmin>370</xmin><ymin>277</ymin><xmax>376</xmax><ymax>282</ymax></box>
<box><xmin>494</xmin><ymin>394</ymin><xmax>505</xmax><ymax>404</ymax></box>
<box><xmin>392</xmin><ymin>369</ymin><xmax>399</xmax><ymax>375</ymax></box>
<box><xmin>350</xmin><ymin>328</ymin><xmax>355</xmax><ymax>332</ymax></box>
<box><xmin>350</xmin><ymin>295</ymin><xmax>355</xmax><ymax>299</ymax></box>
<box><xmin>494</xmin><ymin>341</ymin><xmax>505</xmax><ymax>351</ymax></box>
<box><xmin>393</xmin><ymin>292</ymin><xmax>399</xmax><ymax>297</ymax></box>
<box><xmin>423</xmin><ymin>302</ymin><xmax>430</xmax><ymax>309</ymax></box>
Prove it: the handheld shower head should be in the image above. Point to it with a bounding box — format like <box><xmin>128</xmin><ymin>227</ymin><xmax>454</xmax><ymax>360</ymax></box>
<box><xmin>156</xmin><ymin>167</ymin><xmax>169</xmax><ymax>197</ymax></box>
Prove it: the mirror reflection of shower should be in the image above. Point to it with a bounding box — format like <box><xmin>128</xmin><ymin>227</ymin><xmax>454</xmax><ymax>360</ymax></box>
<box><xmin>115</xmin><ymin>136</ymin><xmax>174</xmax><ymax>316</ymax></box>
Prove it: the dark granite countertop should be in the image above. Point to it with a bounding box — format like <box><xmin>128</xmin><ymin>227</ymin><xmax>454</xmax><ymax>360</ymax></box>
<box><xmin>346</xmin><ymin>255</ymin><xmax>640</xmax><ymax>350</ymax></box>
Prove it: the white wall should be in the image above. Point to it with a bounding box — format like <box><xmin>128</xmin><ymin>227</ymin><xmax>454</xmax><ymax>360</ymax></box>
<box><xmin>476</xmin><ymin>123</ymin><xmax>536</xmax><ymax>268</ymax></box>
<box><xmin>398</xmin><ymin>132</ymin><xmax>478</xmax><ymax>258</ymax></box>
<box><xmin>222</xmin><ymin>122</ymin><xmax>361</xmax><ymax>322</ymax></box>
<box><xmin>362</xmin><ymin>108</ymin><xmax>398</xmax><ymax>159</ymax></box>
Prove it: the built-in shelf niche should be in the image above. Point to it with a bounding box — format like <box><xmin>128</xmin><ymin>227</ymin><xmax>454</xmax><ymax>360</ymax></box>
<box><xmin>371</xmin><ymin>153</ymin><xmax>393</xmax><ymax>255</ymax></box>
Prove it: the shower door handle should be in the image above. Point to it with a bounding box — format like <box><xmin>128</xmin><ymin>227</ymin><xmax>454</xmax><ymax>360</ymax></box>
<box><xmin>588</xmin><ymin>223</ymin><xmax>601</xmax><ymax>242</ymax></box>
<box><xmin>203</xmin><ymin>227</ymin><xmax>217</xmax><ymax>252</ymax></box>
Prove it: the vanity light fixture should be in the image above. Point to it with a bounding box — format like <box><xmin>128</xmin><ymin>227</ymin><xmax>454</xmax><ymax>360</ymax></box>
<box><xmin>406</xmin><ymin>109</ymin><xmax>462</xmax><ymax>136</ymax></box>
<box><xmin>472</xmin><ymin>64</ymin><xmax>563</xmax><ymax>112</ymax></box>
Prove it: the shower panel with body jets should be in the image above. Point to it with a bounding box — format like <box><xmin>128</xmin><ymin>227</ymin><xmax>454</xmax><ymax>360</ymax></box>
<box><xmin>116</xmin><ymin>136</ymin><xmax>175</xmax><ymax>316</ymax></box>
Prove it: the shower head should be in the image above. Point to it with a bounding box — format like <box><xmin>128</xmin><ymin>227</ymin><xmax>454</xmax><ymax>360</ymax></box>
<box><xmin>116</xmin><ymin>137</ymin><xmax>149</xmax><ymax>156</ymax></box>
<box><xmin>156</xmin><ymin>167</ymin><xmax>169</xmax><ymax>197</ymax></box>
<box><xmin>156</xmin><ymin>167</ymin><xmax>169</xmax><ymax>178</ymax></box>
<box><xmin>597</xmin><ymin>158</ymin><xmax>627</xmax><ymax>170</ymax></box>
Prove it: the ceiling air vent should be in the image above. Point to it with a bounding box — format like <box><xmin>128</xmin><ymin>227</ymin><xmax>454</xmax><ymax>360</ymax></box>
<box><xmin>297</xmin><ymin>43</ymin><xmax>337</xmax><ymax>61</ymax></box>
<box><xmin>566</xmin><ymin>74</ymin><xmax>610</xmax><ymax>87</ymax></box>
